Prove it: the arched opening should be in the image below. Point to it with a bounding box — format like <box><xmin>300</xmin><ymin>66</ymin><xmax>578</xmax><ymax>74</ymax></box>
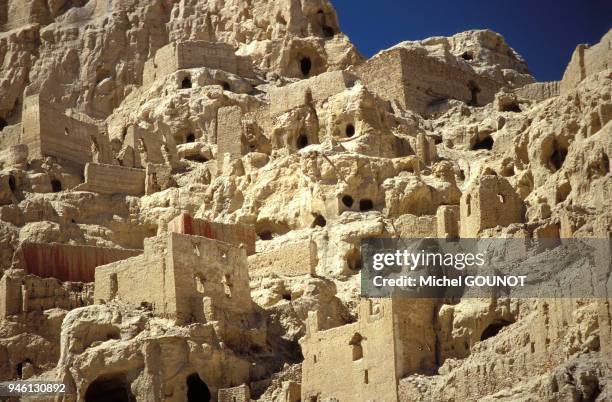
<box><xmin>350</xmin><ymin>333</ymin><xmax>363</xmax><ymax>360</ymax></box>
<box><xmin>257</xmin><ymin>230</ymin><xmax>273</xmax><ymax>241</ymax></box>
<box><xmin>472</xmin><ymin>135</ymin><xmax>494</xmax><ymax>151</ymax></box>
<box><xmin>51</xmin><ymin>179</ymin><xmax>62</xmax><ymax>193</ymax></box>
<box><xmin>220</xmin><ymin>81</ymin><xmax>231</xmax><ymax>91</ymax></box>
<box><xmin>550</xmin><ymin>141</ymin><xmax>568</xmax><ymax>171</ymax></box>
<box><xmin>300</xmin><ymin>57</ymin><xmax>312</xmax><ymax>77</ymax></box>
<box><xmin>181</xmin><ymin>77</ymin><xmax>192</xmax><ymax>89</ymax></box>
<box><xmin>461</xmin><ymin>51</ymin><xmax>474</xmax><ymax>61</ymax></box>
<box><xmin>0</xmin><ymin>117</ymin><xmax>7</xmax><ymax>131</ymax></box>
<box><xmin>341</xmin><ymin>195</ymin><xmax>354</xmax><ymax>208</ymax></box>
<box><xmin>311</xmin><ymin>214</ymin><xmax>326</xmax><ymax>228</ymax></box>
<box><xmin>85</xmin><ymin>373</ymin><xmax>135</xmax><ymax>402</ymax></box>
<box><xmin>480</xmin><ymin>320</ymin><xmax>513</xmax><ymax>341</ymax></box>
<box><xmin>468</xmin><ymin>81</ymin><xmax>480</xmax><ymax>106</ymax></box>
<box><xmin>8</xmin><ymin>175</ymin><xmax>16</xmax><ymax>192</ymax></box>
<box><xmin>186</xmin><ymin>133</ymin><xmax>196</xmax><ymax>143</ymax></box>
<box><xmin>296</xmin><ymin>134</ymin><xmax>309</xmax><ymax>149</ymax></box>
<box><xmin>186</xmin><ymin>373</ymin><xmax>211</xmax><ymax>402</ymax></box>
<box><xmin>359</xmin><ymin>199</ymin><xmax>374</xmax><ymax>212</ymax></box>
<box><xmin>345</xmin><ymin>124</ymin><xmax>355</xmax><ymax>138</ymax></box>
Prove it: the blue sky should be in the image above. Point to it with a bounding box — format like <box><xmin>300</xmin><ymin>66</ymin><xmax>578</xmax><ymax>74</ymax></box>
<box><xmin>333</xmin><ymin>0</ymin><xmax>611</xmax><ymax>81</ymax></box>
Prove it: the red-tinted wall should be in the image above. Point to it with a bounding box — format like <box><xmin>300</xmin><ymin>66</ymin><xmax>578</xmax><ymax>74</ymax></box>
<box><xmin>168</xmin><ymin>213</ymin><xmax>256</xmax><ymax>255</ymax></box>
<box><xmin>21</xmin><ymin>243</ymin><xmax>142</xmax><ymax>282</ymax></box>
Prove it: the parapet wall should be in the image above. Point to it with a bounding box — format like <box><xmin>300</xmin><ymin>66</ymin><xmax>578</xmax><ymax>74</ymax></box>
<box><xmin>19</xmin><ymin>242</ymin><xmax>142</xmax><ymax>282</ymax></box>
<box><xmin>168</xmin><ymin>213</ymin><xmax>256</xmax><ymax>256</ymax></box>
<box><xmin>76</xmin><ymin>163</ymin><xmax>145</xmax><ymax>196</ymax></box>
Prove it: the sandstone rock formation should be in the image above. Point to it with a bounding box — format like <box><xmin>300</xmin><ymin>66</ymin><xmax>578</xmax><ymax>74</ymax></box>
<box><xmin>0</xmin><ymin>0</ymin><xmax>610</xmax><ymax>401</ymax></box>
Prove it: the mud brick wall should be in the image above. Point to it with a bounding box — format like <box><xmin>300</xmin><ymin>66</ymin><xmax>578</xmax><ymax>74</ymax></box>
<box><xmin>21</xmin><ymin>95</ymin><xmax>98</xmax><ymax>167</ymax></box>
<box><xmin>269</xmin><ymin>70</ymin><xmax>357</xmax><ymax>116</ymax></box>
<box><xmin>356</xmin><ymin>48</ymin><xmax>501</xmax><ymax>114</ymax></box>
<box><xmin>77</xmin><ymin>163</ymin><xmax>145</xmax><ymax>196</ymax></box>
<box><xmin>21</xmin><ymin>242</ymin><xmax>142</xmax><ymax>282</ymax></box>
<box><xmin>216</xmin><ymin>106</ymin><xmax>245</xmax><ymax>169</ymax></box>
<box><xmin>248</xmin><ymin>239</ymin><xmax>316</xmax><ymax>277</ymax></box>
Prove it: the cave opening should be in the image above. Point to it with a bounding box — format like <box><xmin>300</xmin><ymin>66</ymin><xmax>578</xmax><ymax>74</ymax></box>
<box><xmin>468</xmin><ymin>81</ymin><xmax>480</xmax><ymax>106</ymax></box>
<box><xmin>8</xmin><ymin>175</ymin><xmax>16</xmax><ymax>192</ymax></box>
<box><xmin>322</xmin><ymin>25</ymin><xmax>335</xmax><ymax>38</ymax></box>
<box><xmin>501</xmin><ymin>102</ymin><xmax>522</xmax><ymax>113</ymax></box>
<box><xmin>220</xmin><ymin>81</ymin><xmax>231</xmax><ymax>91</ymax></box>
<box><xmin>85</xmin><ymin>373</ymin><xmax>135</xmax><ymax>402</ymax></box>
<box><xmin>296</xmin><ymin>134</ymin><xmax>309</xmax><ymax>149</ymax></box>
<box><xmin>461</xmin><ymin>51</ymin><xmax>474</xmax><ymax>61</ymax></box>
<box><xmin>186</xmin><ymin>373</ymin><xmax>211</xmax><ymax>402</ymax></box>
<box><xmin>472</xmin><ymin>135</ymin><xmax>494</xmax><ymax>151</ymax></box>
<box><xmin>0</xmin><ymin>117</ymin><xmax>7</xmax><ymax>131</ymax></box>
<box><xmin>51</xmin><ymin>179</ymin><xmax>62</xmax><ymax>193</ymax></box>
<box><xmin>186</xmin><ymin>133</ymin><xmax>196</xmax><ymax>143</ymax></box>
<box><xmin>550</xmin><ymin>141</ymin><xmax>568</xmax><ymax>171</ymax></box>
<box><xmin>341</xmin><ymin>195</ymin><xmax>354</xmax><ymax>208</ymax></box>
<box><xmin>258</xmin><ymin>230</ymin><xmax>273</xmax><ymax>241</ymax></box>
<box><xmin>359</xmin><ymin>199</ymin><xmax>374</xmax><ymax>211</ymax></box>
<box><xmin>345</xmin><ymin>124</ymin><xmax>355</xmax><ymax>137</ymax></box>
<box><xmin>300</xmin><ymin>57</ymin><xmax>312</xmax><ymax>77</ymax></box>
<box><xmin>311</xmin><ymin>214</ymin><xmax>326</xmax><ymax>228</ymax></box>
<box><xmin>181</xmin><ymin>76</ymin><xmax>192</xmax><ymax>89</ymax></box>
<box><xmin>480</xmin><ymin>320</ymin><xmax>513</xmax><ymax>342</ymax></box>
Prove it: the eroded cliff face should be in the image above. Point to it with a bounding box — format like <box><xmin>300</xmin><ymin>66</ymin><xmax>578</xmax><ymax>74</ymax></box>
<box><xmin>0</xmin><ymin>0</ymin><xmax>610</xmax><ymax>401</ymax></box>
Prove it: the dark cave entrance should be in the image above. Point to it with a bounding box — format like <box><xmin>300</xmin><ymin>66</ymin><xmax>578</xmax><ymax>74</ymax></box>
<box><xmin>468</xmin><ymin>81</ymin><xmax>480</xmax><ymax>106</ymax></box>
<box><xmin>51</xmin><ymin>179</ymin><xmax>62</xmax><ymax>193</ymax></box>
<box><xmin>296</xmin><ymin>134</ymin><xmax>309</xmax><ymax>149</ymax></box>
<box><xmin>311</xmin><ymin>213</ymin><xmax>326</xmax><ymax>228</ymax></box>
<box><xmin>359</xmin><ymin>199</ymin><xmax>374</xmax><ymax>212</ymax></box>
<box><xmin>181</xmin><ymin>77</ymin><xmax>192</xmax><ymax>89</ymax></box>
<box><xmin>480</xmin><ymin>320</ymin><xmax>513</xmax><ymax>342</ymax></box>
<box><xmin>345</xmin><ymin>124</ymin><xmax>355</xmax><ymax>137</ymax></box>
<box><xmin>472</xmin><ymin>135</ymin><xmax>494</xmax><ymax>151</ymax></box>
<box><xmin>85</xmin><ymin>373</ymin><xmax>135</xmax><ymax>402</ymax></box>
<box><xmin>8</xmin><ymin>175</ymin><xmax>16</xmax><ymax>192</ymax></box>
<box><xmin>300</xmin><ymin>57</ymin><xmax>312</xmax><ymax>77</ymax></box>
<box><xmin>186</xmin><ymin>133</ymin><xmax>196</xmax><ymax>143</ymax></box>
<box><xmin>341</xmin><ymin>195</ymin><xmax>354</xmax><ymax>208</ymax></box>
<box><xmin>550</xmin><ymin>141</ymin><xmax>568</xmax><ymax>171</ymax></box>
<box><xmin>186</xmin><ymin>373</ymin><xmax>211</xmax><ymax>402</ymax></box>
